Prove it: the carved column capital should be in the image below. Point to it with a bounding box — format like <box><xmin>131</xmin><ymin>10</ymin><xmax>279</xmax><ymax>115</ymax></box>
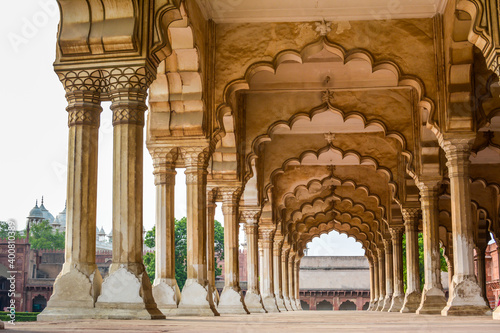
<box><xmin>57</xmin><ymin>69</ymin><xmax>103</xmax><ymax>94</ymax></box>
<box><xmin>240</xmin><ymin>209</ymin><xmax>261</xmax><ymax>225</ymax></box>
<box><xmin>438</xmin><ymin>135</ymin><xmax>475</xmax><ymax>177</ymax></box>
<box><xmin>182</xmin><ymin>147</ymin><xmax>210</xmax><ymax>184</ymax></box>
<box><xmin>64</xmin><ymin>88</ymin><xmax>102</xmax><ymax>128</ymax></box>
<box><xmin>389</xmin><ymin>225</ymin><xmax>405</xmax><ymax>240</ymax></box>
<box><xmin>220</xmin><ymin>187</ymin><xmax>243</xmax><ymax>215</ymax></box>
<box><xmin>383</xmin><ymin>238</ymin><xmax>393</xmax><ymax>254</ymax></box>
<box><xmin>401</xmin><ymin>207</ymin><xmax>421</xmax><ymax>228</ymax></box>
<box><xmin>151</xmin><ymin>148</ymin><xmax>178</xmax><ymax>185</ymax></box>
<box><xmin>259</xmin><ymin>227</ymin><xmax>275</xmax><ymax>242</ymax></box>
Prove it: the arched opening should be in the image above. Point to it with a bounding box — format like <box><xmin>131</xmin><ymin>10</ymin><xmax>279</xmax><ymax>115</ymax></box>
<box><xmin>0</xmin><ymin>276</ymin><xmax>9</xmax><ymax>311</ymax></box>
<box><xmin>362</xmin><ymin>301</ymin><xmax>370</xmax><ymax>310</ymax></box>
<box><xmin>32</xmin><ymin>295</ymin><xmax>47</xmax><ymax>312</ymax></box>
<box><xmin>300</xmin><ymin>300</ymin><xmax>310</xmax><ymax>310</ymax></box>
<box><xmin>339</xmin><ymin>300</ymin><xmax>357</xmax><ymax>311</ymax></box>
<box><xmin>316</xmin><ymin>300</ymin><xmax>333</xmax><ymax>311</ymax></box>
<box><xmin>305</xmin><ymin>230</ymin><xmax>364</xmax><ymax>256</ymax></box>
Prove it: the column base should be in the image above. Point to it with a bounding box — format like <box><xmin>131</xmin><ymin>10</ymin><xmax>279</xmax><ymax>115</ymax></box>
<box><xmin>388</xmin><ymin>294</ymin><xmax>404</xmax><ymax>312</ymax></box>
<box><xmin>284</xmin><ymin>297</ymin><xmax>292</xmax><ymax>310</ymax></box>
<box><xmin>441</xmin><ymin>276</ymin><xmax>491</xmax><ymax>316</ymax></box>
<box><xmin>275</xmin><ymin>295</ymin><xmax>287</xmax><ymax>311</ymax></box>
<box><xmin>244</xmin><ymin>291</ymin><xmax>267</xmax><ymax>313</ymax></box>
<box><xmin>217</xmin><ymin>287</ymin><xmax>249</xmax><ymax>314</ymax></box>
<box><xmin>176</xmin><ymin>279</ymin><xmax>219</xmax><ymax>316</ymax></box>
<box><xmin>370</xmin><ymin>299</ymin><xmax>379</xmax><ymax>311</ymax></box>
<box><xmin>262</xmin><ymin>296</ymin><xmax>280</xmax><ymax>312</ymax></box>
<box><xmin>375</xmin><ymin>298</ymin><xmax>384</xmax><ymax>311</ymax></box>
<box><xmin>290</xmin><ymin>298</ymin><xmax>297</xmax><ymax>310</ymax></box>
<box><xmin>416</xmin><ymin>287</ymin><xmax>447</xmax><ymax>315</ymax></box>
<box><xmin>295</xmin><ymin>299</ymin><xmax>302</xmax><ymax>310</ymax></box>
<box><xmin>95</xmin><ymin>267</ymin><xmax>164</xmax><ymax>319</ymax></box>
<box><xmin>212</xmin><ymin>288</ymin><xmax>220</xmax><ymax>307</ymax></box>
<box><xmin>401</xmin><ymin>291</ymin><xmax>421</xmax><ymax>313</ymax></box>
<box><xmin>382</xmin><ymin>296</ymin><xmax>392</xmax><ymax>311</ymax></box>
<box><xmin>493</xmin><ymin>306</ymin><xmax>500</xmax><ymax>320</ymax></box>
<box><xmin>38</xmin><ymin>266</ymin><xmax>102</xmax><ymax>321</ymax></box>
<box><xmin>152</xmin><ymin>278</ymin><xmax>181</xmax><ymax>315</ymax></box>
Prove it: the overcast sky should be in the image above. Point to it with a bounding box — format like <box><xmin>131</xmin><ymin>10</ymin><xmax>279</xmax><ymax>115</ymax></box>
<box><xmin>0</xmin><ymin>0</ymin><xmax>364</xmax><ymax>256</ymax></box>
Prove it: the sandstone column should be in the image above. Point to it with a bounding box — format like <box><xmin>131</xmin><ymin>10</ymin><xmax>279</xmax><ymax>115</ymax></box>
<box><xmin>282</xmin><ymin>244</ymin><xmax>292</xmax><ymax>310</ymax></box>
<box><xmin>218</xmin><ymin>187</ymin><xmax>249</xmax><ymax>314</ymax></box>
<box><xmin>417</xmin><ymin>180</ymin><xmax>447</xmax><ymax>314</ymax></box>
<box><xmin>206</xmin><ymin>189</ymin><xmax>219</xmax><ymax>306</ymax></box>
<box><xmin>95</xmin><ymin>75</ymin><xmax>163</xmax><ymax>319</ymax></box>
<box><xmin>273</xmin><ymin>233</ymin><xmax>287</xmax><ymax>311</ymax></box>
<box><xmin>440</xmin><ymin>137</ymin><xmax>491</xmax><ymax>316</ymax></box>
<box><xmin>368</xmin><ymin>256</ymin><xmax>375</xmax><ymax>310</ymax></box>
<box><xmin>39</xmin><ymin>85</ymin><xmax>103</xmax><ymax>321</ymax></box>
<box><xmin>476</xmin><ymin>245</ymin><xmax>488</xmax><ymax>303</ymax></box>
<box><xmin>389</xmin><ymin>226</ymin><xmax>405</xmax><ymax>312</ymax></box>
<box><xmin>371</xmin><ymin>255</ymin><xmax>379</xmax><ymax>311</ymax></box>
<box><xmin>288</xmin><ymin>251</ymin><xmax>297</xmax><ymax>310</ymax></box>
<box><xmin>382</xmin><ymin>238</ymin><xmax>393</xmax><ymax>311</ymax></box>
<box><xmin>151</xmin><ymin>150</ymin><xmax>181</xmax><ymax>315</ymax></box>
<box><xmin>260</xmin><ymin>227</ymin><xmax>279</xmax><ymax>312</ymax></box>
<box><xmin>241</xmin><ymin>210</ymin><xmax>266</xmax><ymax>313</ymax></box>
<box><xmin>401</xmin><ymin>207</ymin><xmax>422</xmax><ymax>313</ymax></box>
<box><xmin>294</xmin><ymin>255</ymin><xmax>302</xmax><ymax>310</ymax></box>
<box><xmin>177</xmin><ymin>147</ymin><xmax>218</xmax><ymax>316</ymax></box>
<box><xmin>376</xmin><ymin>247</ymin><xmax>386</xmax><ymax>311</ymax></box>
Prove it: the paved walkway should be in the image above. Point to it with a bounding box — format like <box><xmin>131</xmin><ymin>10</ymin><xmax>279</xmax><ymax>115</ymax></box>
<box><xmin>5</xmin><ymin>311</ymin><xmax>500</xmax><ymax>333</ymax></box>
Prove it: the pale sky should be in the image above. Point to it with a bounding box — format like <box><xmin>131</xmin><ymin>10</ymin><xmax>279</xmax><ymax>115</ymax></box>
<box><xmin>0</xmin><ymin>0</ymin><xmax>364</xmax><ymax>257</ymax></box>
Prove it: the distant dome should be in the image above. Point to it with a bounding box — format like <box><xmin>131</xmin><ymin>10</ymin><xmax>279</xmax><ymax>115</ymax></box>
<box><xmin>54</xmin><ymin>205</ymin><xmax>66</xmax><ymax>227</ymax></box>
<box><xmin>39</xmin><ymin>200</ymin><xmax>55</xmax><ymax>223</ymax></box>
<box><xmin>28</xmin><ymin>201</ymin><xmax>44</xmax><ymax>219</ymax></box>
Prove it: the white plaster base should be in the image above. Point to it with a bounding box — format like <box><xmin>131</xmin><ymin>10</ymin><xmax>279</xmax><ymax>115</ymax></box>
<box><xmin>95</xmin><ymin>267</ymin><xmax>164</xmax><ymax>319</ymax></box>
<box><xmin>370</xmin><ymin>299</ymin><xmax>379</xmax><ymax>311</ymax></box>
<box><xmin>152</xmin><ymin>278</ymin><xmax>181</xmax><ymax>315</ymax></box>
<box><xmin>375</xmin><ymin>299</ymin><xmax>384</xmax><ymax>311</ymax></box>
<box><xmin>295</xmin><ymin>299</ymin><xmax>302</xmax><ymax>310</ymax></box>
<box><xmin>284</xmin><ymin>297</ymin><xmax>292</xmax><ymax>310</ymax></box>
<box><xmin>262</xmin><ymin>296</ymin><xmax>280</xmax><ymax>312</ymax></box>
<box><xmin>176</xmin><ymin>280</ymin><xmax>219</xmax><ymax>316</ymax></box>
<box><xmin>290</xmin><ymin>298</ymin><xmax>297</xmax><ymax>311</ymax></box>
<box><xmin>381</xmin><ymin>296</ymin><xmax>392</xmax><ymax>311</ymax></box>
<box><xmin>400</xmin><ymin>291</ymin><xmax>422</xmax><ymax>313</ymax></box>
<box><xmin>38</xmin><ymin>266</ymin><xmax>102</xmax><ymax>321</ymax></box>
<box><xmin>416</xmin><ymin>287</ymin><xmax>447</xmax><ymax>315</ymax></box>
<box><xmin>275</xmin><ymin>296</ymin><xmax>287</xmax><ymax>311</ymax></box>
<box><xmin>388</xmin><ymin>295</ymin><xmax>404</xmax><ymax>312</ymax></box>
<box><xmin>493</xmin><ymin>306</ymin><xmax>500</xmax><ymax>320</ymax></box>
<box><xmin>441</xmin><ymin>277</ymin><xmax>491</xmax><ymax>316</ymax></box>
<box><xmin>217</xmin><ymin>287</ymin><xmax>249</xmax><ymax>314</ymax></box>
<box><xmin>245</xmin><ymin>291</ymin><xmax>267</xmax><ymax>313</ymax></box>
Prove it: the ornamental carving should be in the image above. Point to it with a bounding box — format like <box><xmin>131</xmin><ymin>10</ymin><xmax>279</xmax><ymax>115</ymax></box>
<box><xmin>389</xmin><ymin>226</ymin><xmax>405</xmax><ymax>241</ymax></box>
<box><xmin>182</xmin><ymin>147</ymin><xmax>210</xmax><ymax>170</ymax></box>
<box><xmin>67</xmin><ymin>108</ymin><xmax>101</xmax><ymax>127</ymax></box>
<box><xmin>401</xmin><ymin>208</ymin><xmax>421</xmax><ymax>223</ymax></box>
<box><xmin>240</xmin><ymin>210</ymin><xmax>261</xmax><ymax>225</ymax></box>
<box><xmin>112</xmin><ymin>108</ymin><xmax>146</xmax><ymax>126</ymax></box>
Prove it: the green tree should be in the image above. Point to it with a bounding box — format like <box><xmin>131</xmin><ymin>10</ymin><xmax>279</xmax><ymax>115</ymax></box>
<box><xmin>29</xmin><ymin>220</ymin><xmax>65</xmax><ymax>250</ymax></box>
<box><xmin>143</xmin><ymin>217</ymin><xmax>224</xmax><ymax>290</ymax></box>
<box><xmin>402</xmin><ymin>233</ymin><xmax>448</xmax><ymax>292</ymax></box>
<box><xmin>0</xmin><ymin>220</ymin><xmax>23</xmax><ymax>239</ymax></box>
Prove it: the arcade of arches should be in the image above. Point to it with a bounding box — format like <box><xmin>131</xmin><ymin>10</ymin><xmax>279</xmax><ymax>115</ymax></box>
<box><xmin>38</xmin><ymin>0</ymin><xmax>500</xmax><ymax>322</ymax></box>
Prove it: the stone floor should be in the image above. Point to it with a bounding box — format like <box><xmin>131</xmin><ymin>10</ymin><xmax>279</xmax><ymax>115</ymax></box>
<box><xmin>5</xmin><ymin>311</ymin><xmax>500</xmax><ymax>332</ymax></box>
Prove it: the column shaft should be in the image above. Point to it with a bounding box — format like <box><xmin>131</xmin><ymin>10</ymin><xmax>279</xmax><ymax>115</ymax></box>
<box><xmin>206</xmin><ymin>191</ymin><xmax>218</xmax><ymax>305</ymax></box>
<box><xmin>372</xmin><ymin>256</ymin><xmax>379</xmax><ymax>311</ymax></box>
<box><xmin>260</xmin><ymin>228</ymin><xmax>279</xmax><ymax>312</ymax></box>
<box><xmin>96</xmin><ymin>85</ymin><xmax>163</xmax><ymax>319</ymax></box>
<box><xmin>376</xmin><ymin>248</ymin><xmax>386</xmax><ymax>311</ymax></box>
<box><xmin>177</xmin><ymin>148</ymin><xmax>218</xmax><ymax>316</ymax></box>
<box><xmin>282</xmin><ymin>246</ymin><xmax>291</xmax><ymax>310</ymax></box>
<box><xmin>273</xmin><ymin>236</ymin><xmax>286</xmax><ymax>311</ymax></box>
<box><xmin>288</xmin><ymin>252</ymin><xmax>297</xmax><ymax>310</ymax></box>
<box><xmin>382</xmin><ymin>239</ymin><xmax>393</xmax><ymax>311</ymax></box>
<box><xmin>294</xmin><ymin>257</ymin><xmax>302</xmax><ymax>310</ymax></box>
<box><xmin>401</xmin><ymin>208</ymin><xmax>421</xmax><ymax>313</ymax></box>
<box><xmin>417</xmin><ymin>181</ymin><xmax>446</xmax><ymax>314</ymax></box>
<box><xmin>218</xmin><ymin>188</ymin><xmax>248</xmax><ymax>314</ymax></box>
<box><xmin>389</xmin><ymin>226</ymin><xmax>405</xmax><ymax>312</ymax></box>
<box><xmin>441</xmin><ymin>139</ymin><xmax>490</xmax><ymax>315</ymax></box>
<box><xmin>152</xmin><ymin>153</ymin><xmax>180</xmax><ymax>314</ymax></box>
<box><xmin>242</xmin><ymin>210</ymin><xmax>266</xmax><ymax>313</ymax></box>
<box><xmin>40</xmin><ymin>89</ymin><xmax>103</xmax><ymax>320</ymax></box>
